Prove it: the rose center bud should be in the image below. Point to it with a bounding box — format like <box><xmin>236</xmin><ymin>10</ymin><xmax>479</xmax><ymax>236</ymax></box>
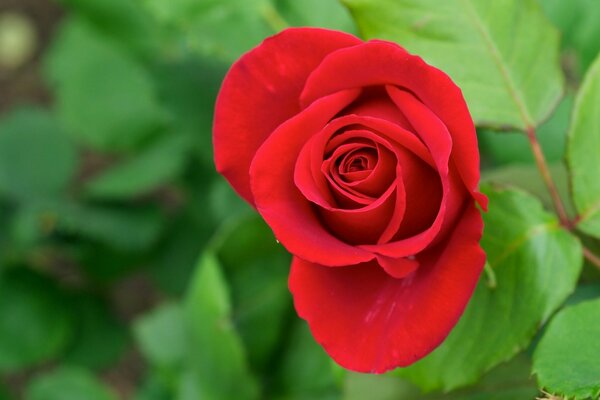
<box><xmin>344</xmin><ymin>149</ymin><xmax>376</xmax><ymax>173</ymax></box>
<box><xmin>317</xmin><ymin>124</ymin><xmax>443</xmax><ymax>246</ymax></box>
<box><xmin>323</xmin><ymin>136</ymin><xmax>396</xmax><ymax>208</ymax></box>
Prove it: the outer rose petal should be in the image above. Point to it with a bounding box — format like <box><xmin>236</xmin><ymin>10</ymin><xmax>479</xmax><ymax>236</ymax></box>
<box><xmin>214</xmin><ymin>28</ymin><xmax>361</xmax><ymax>205</ymax></box>
<box><xmin>289</xmin><ymin>203</ymin><xmax>485</xmax><ymax>373</ymax></box>
<box><xmin>250</xmin><ymin>89</ymin><xmax>374</xmax><ymax>266</ymax></box>
<box><xmin>300</xmin><ymin>40</ymin><xmax>486</xmax><ymax>207</ymax></box>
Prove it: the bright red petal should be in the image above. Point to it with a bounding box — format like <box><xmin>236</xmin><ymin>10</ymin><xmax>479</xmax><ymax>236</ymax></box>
<box><xmin>300</xmin><ymin>40</ymin><xmax>485</xmax><ymax>207</ymax></box>
<box><xmin>250</xmin><ymin>89</ymin><xmax>375</xmax><ymax>266</ymax></box>
<box><xmin>214</xmin><ymin>28</ymin><xmax>361</xmax><ymax>205</ymax></box>
<box><xmin>289</xmin><ymin>203</ymin><xmax>485</xmax><ymax>373</ymax></box>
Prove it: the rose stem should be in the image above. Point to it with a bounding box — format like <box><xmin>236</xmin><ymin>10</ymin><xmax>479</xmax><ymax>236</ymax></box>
<box><xmin>525</xmin><ymin>126</ymin><xmax>572</xmax><ymax>228</ymax></box>
<box><xmin>526</xmin><ymin>125</ymin><xmax>600</xmax><ymax>270</ymax></box>
<box><xmin>583</xmin><ymin>247</ymin><xmax>600</xmax><ymax>270</ymax></box>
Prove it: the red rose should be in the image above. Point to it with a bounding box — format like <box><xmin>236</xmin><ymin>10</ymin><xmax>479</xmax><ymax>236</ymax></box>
<box><xmin>213</xmin><ymin>27</ymin><xmax>487</xmax><ymax>373</ymax></box>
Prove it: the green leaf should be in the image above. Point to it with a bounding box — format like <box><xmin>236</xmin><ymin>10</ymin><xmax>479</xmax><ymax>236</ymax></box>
<box><xmin>149</xmin><ymin>215</ymin><xmax>214</xmax><ymax>296</ymax></box>
<box><xmin>140</xmin><ymin>0</ymin><xmax>355</xmax><ymax>62</ymax></box>
<box><xmin>25</xmin><ymin>366</ymin><xmax>118</xmax><ymax>400</ymax></box>
<box><xmin>57</xmin><ymin>0</ymin><xmax>160</xmax><ymax>57</ymax></box>
<box><xmin>400</xmin><ymin>186</ymin><xmax>582</xmax><ymax>391</ymax></box>
<box><xmin>134</xmin><ymin>371</ymin><xmax>173</xmax><ymax>400</ymax></box>
<box><xmin>346</xmin><ymin>354</ymin><xmax>538</xmax><ymax>400</ymax></box>
<box><xmin>533</xmin><ymin>298</ymin><xmax>600</xmax><ymax>399</ymax></box>
<box><xmin>272</xmin><ymin>320</ymin><xmax>342</xmax><ymax>400</ymax></box>
<box><xmin>567</xmin><ymin>54</ymin><xmax>600</xmax><ymax>239</ymax></box>
<box><xmin>44</xmin><ymin>18</ymin><xmax>167</xmax><ymax>151</ymax></box>
<box><xmin>84</xmin><ymin>134</ymin><xmax>191</xmax><ymax>200</ymax></box>
<box><xmin>540</xmin><ymin>0</ymin><xmax>600</xmax><ymax>75</ymax></box>
<box><xmin>183</xmin><ymin>253</ymin><xmax>259</xmax><ymax>400</ymax></box>
<box><xmin>343</xmin><ymin>0</ymin><xmax>564</xmax><ymax>130</ymax></box>
<box><xmin>275</xmin><ymin>0</ymin><xmax>356</xmax><ymax>35</ymax></box>
<box><xmin>42</xmin><ymin>201</ymin><xmax>163</xmax><ymax>251</ymax></box>
<box><xmin>479</xmin><ymin>95</ymin><xmax>573</xmax><ymax>166</ymax></box>
<box><xmin>0</xmin><ymin>384</ymin><xmax>11</xmax><ymax>400</ymax></box>
<box><xmin>0</xmin><ymin>107</ymin><xmax>77</xmax><ymax>201</ymax></box>
<box><xmin>0</xmin><ymin>270</ymin><xmax>73</xmax><ymax>372</ymax></box>
<box><xmin>482</xmin><ymin>163</ymin><xmax>575</xmax><ymax>218</ymax></box>
<box><xmin>215</xmin><ymin>215</ymin><xmax>291</xmax><ymax>371</ymax></box>
<box><xmin>62</xmin><ymin>297</ymin><xmax>128</xmax><ymax>370</ymax></box>
<box><xmin>134</xmin><ymin>303</ymin><xmax>186</xmax><ymax>368</ymax></box>
<box><xmin>150</xmin><ymin>59</ymin><xmax>226</xmax><ymax>166</ymax></box>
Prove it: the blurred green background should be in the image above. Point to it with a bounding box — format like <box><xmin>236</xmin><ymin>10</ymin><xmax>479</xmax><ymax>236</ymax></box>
<box><xmin>0</xmin><ymin>0</ymin><xmax>598</xmax><ymax>399</ymax></box>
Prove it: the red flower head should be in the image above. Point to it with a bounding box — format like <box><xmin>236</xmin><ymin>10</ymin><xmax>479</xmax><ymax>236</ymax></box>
<box><xmin>213</xmin><ymin>27</ymin><xmax>487</xmax><ymax>373</ymax></box>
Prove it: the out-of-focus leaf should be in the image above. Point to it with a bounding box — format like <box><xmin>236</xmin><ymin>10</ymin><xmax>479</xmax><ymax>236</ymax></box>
<box><xmin>275</xmin><ymin>0</ymin><xmax>356</xmax><ymax>35</ymax></box>
<box><xmin>567</xmin><ymin>54</ymin><xmax>600</xmax><ymax>239</ymax></box>
<box><xmin>134</xmin><ymin>372</ymin><xmax>173</xmax><ymax>400</ymax></box>
<box><xmin>57</xmin><ymin>0</ymin><xmax>160</xmax><ymax>57</ymax></box>
<box><xmin>75</xmin><ymin>242</ymin><xmax>146</xmax><ymax>282</ymax></box>
<box><xmin>540</xmin><ymin>0</ymin><xmax>600</xmax><ymax>75</ymax></box>
<box><xmin>62</xmin><ymin>297</ymin><xmax>128</xmax><ymax>370</ymax></box>
<box><xmin>45</xmin><ymin>18</ymin><xmax>167</xmax><ymax>151</ymax></box>
<box><xmin>479</xmin><ymin>95</ymin><xmax>572</xmax><ymax>166</ymax></box>
<box><xmin>565</xmin><ymin>284</ymin><xmax>600</xmax><ymax>306</ymax></box>
<box><xmin>272</xmin><ymin>320</ymin><xmax>342</xmax><ymax>400</ymax></box>
<box><xmin>0</xmin><ymin>107</ymin><xmax>77</xmax><ymax>201</ymax></box>
<box><xmin>400</xmin><ymin>186</ymin><xmax>582</xmax><ymax>391</ymax></box>
<box><xmin>36</xmin><ymin>201</ymin><xmax>163</xmax><ymax>251</ymax></box>
<box><xmin>150</xmin><ymin>216</ymin><xmax>212</xmax><ymax>296</ymax></box>
<box><xmin>25</xmin><ymin>367</ymin><xmax>118</xmax><ymax>400</ymax></box>
<box><xmin>208</xmin><ymin>179</ymin><xmax>252</xmax><ymax>226</ymax></box>
<box><xmin>346</xmin><ymin>354</ymin><xmax>537</xmax><ymax>400</ymax></box>
<box><xmin>84</xmin><ymin>134</ymin><xmax>191</xmax><ymax>200</ymax></box>
<box><xmin>134</xmin><ymin>303</ymin><xmax>186</xmax><ymax>369</ymax></box>
<box><xmin>151</xmin><ymin>59</ymin><xmax>225</xmax><ymax>166</ymax></box>
<box><xmin>0</xmin><ymin>384</ymin><xmax>10</xmax><ymax>400</ymax></box>
<box><xmin>482</xmin><ymin>163</ymin><xmax>575</xmax><ymax>217</ymax></box>
<box><xmin>344</xmin><ymin>0</ymin><xmax>564</xmax><ymax>131</ymax></box>
<box><xmin>140</xmin><ymin>0</ymin><xmax>355</xmax><ymax>62</ymax></box>
<box><xmin>0</xmin><ymin>270</ymin><xmax>73</xmax><ymax>372</ymax></box>
<box><xmin>533</xmin><ymin>298</ymin><xmax>600</xmax><ymax>399</ymax></box>
<box><xmin>215</xmin><ymin>215</ymin><xmax>291</xmax><ymax>371</ymax></box>
<box><xmin>183</xmin><ymin>253</ymin><xmax>259</xmax><ymax>400</ymax></box>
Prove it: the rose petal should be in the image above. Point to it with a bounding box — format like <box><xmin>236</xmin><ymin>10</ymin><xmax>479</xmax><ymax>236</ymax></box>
<box><xmin>250</xmin><ymin>89</ymin><xmax>375</xmax><ymax>266</ymax></box>
<box><xmin>361</xmin><ymin>89</ymin><xmax>456</xmax><ymax>257</ymax></box>
<box><xmin>376</xmin><ymin>255</ymin><xmax>419</xmax><ymax>279</ymax></box>
<box><xmin>299</xmin><ymin>40</ymin><xmax>485</xmax><ymax>207</ymax></box>
<box><xmin>214</xmin><ymin>28</ymin><xmax>361</xmax><ymax>205</ymax></box>
<box><xmin>289</xmin><ymin>203</ymin><xmax>485</xmax><ymax>373</ymax></box>
<box><xmin>296</xmin><ymin>127</ymin><xmax>406</xmax><ymax>245</ymax></box>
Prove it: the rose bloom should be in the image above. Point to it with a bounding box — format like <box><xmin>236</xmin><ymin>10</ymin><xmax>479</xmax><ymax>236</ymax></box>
<box><xmin>213</xmin><ymin>28</ymin><xmax>487</xmax><ymax>373</ymax></box>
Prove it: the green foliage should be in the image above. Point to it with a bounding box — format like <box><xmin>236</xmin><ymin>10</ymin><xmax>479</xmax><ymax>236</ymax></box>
<box><xmin>343</xmin><ymin>0</ymin><xmax>564</xmax><ymax>130</ymax></box>
<box><xmin>45</xmin><ymin>18</ymin><xmax>167</xmax><ymax>151</ymax></box>
<box><xmin>568</xmin><ymin>54</ymin><xmax>600</xmax><ymax>238</ymax></box>
<box><xmin>533</xmin><ymin>298</ymin><xmax>600</xmax><ymax>399</ymax></box>
<box><xmin>183</xmin><ymin>253</ymin><xmax>259</xmax><ymax>400</ymax></box>
<box><xmin>0</xmin><ymin>270</ymin><xmax>73</xmax><ymax>372</ymax></box>
<box><xmin>0</xmin><ymin>107</ymin><xmax>77</xmax><ymax>201</ymax></box>
<box><xmin>400</xmin><ymin>187</ymin><xmax>582</xmax><ymax>391</ymax></box>
<box><xmin>273</xmin><ymin>321</ymin><xmax>342</xmax><ymax>400</ymax></box>
<box><xmin>140</xmin><ymin>0</ymin><xmax>355</xmax><ymax>62</ymax></box>
<box><xmin>346</xmin><ymin>355</ymin><xmax>538</xmax><ymax>400</ymax></box>
<box><xmin>215</xmin><ymin>215</ymin><xmax>291</xmax><ymax>371</ymax></box>
<box><xmin>134</xmin><ymin>303</ymin><xmax>186</xmax><ymax>369</ymax></box>
<box><xmin>479</xmin><ymin>95</ymin><xmax>573</xmax><ymax>166</ymax></box>
<box><xmin>25</xmin><ymin>367</ymin><xmax>118</xmax><ymax>400</ymax></box>
<box><xmin>62</xmin><ymin>297</ymin><xmax>129</xmax><ymax>370</ymax></box>
<box><xmin>541</xmin><ymin>0</ymin><xmax>600</xmax><ymax>75</ymax></box>
<box><xmin>84</xmin><ymin>134</ymin><xmax>191</xmax><ymax>200</ymax></box>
